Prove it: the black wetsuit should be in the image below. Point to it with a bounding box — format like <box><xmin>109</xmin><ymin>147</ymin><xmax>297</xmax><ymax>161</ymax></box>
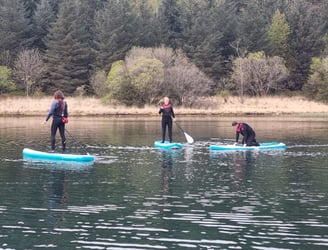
<box><xmin>46</xmin><ymin>100</ymin><xmax>68</xmax><ymax>151</ymax></box>
<box><xmin>235</xmin><ymin>123</ymin><xmax>259</xmax><ymax>146</ymax></box>
<box><xmin>159</xmin><ymin>104</ymin><xmax>175</xmax><ymax>143</ymax></box>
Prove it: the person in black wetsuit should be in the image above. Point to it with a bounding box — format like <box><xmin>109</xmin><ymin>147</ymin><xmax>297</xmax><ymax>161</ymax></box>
<box><xmin>159</xmin><ymin>97</ymin><xmax>175</xmax><ymax>143</ymax></box>
<box><xmin>44</xmin><ymin>90</ymin><xmax>68</xmax><ymax>152</ymax></box>
<box><xmin>232</xmin><ymin>121</ymin><xmax>259</xmax><ymax>147</ymax></box>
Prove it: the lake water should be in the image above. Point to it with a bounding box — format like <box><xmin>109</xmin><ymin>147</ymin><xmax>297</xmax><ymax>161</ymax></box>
<box><xmin>0</xmin><ymin>116</ymin><xmax>327</xmax><ymax>249</ymax></box>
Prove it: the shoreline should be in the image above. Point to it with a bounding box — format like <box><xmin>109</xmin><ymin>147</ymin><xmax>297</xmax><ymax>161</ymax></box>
<box><xmin>1</xmin><ymin>96</ymin><xmax>328</xmax><ymax>117</ymax></box>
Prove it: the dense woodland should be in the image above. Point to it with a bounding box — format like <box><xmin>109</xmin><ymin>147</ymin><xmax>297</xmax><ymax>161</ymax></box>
<box><xmin>0</xmin><ymin>0</ymin><xmax>328</xmax><ymax>105</ymax></box>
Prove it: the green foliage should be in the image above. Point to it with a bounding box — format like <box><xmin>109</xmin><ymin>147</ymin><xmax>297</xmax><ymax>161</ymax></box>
<box><xmin>95</xmin><ymin>0</ymin><xmax>138</xmax><ymax>71</ymax></box>
<box><xmin>1</xmin><ymin>0</ymin><xmax>328</xmax><ymax>99</ymax></box>
<box><xmin>0</xmin><ymin>0</ymin><xmax>32</xmax><ymax>59</ymax></box>
<box><xmin>267</xmin><ymin>9</ymin><xmax>290</xmax><ymax>58</ymax></box>
<box><xmin>286</xmin><ymin>0</ymin><xmax>327</xmax><ymax>90</ymax></box>
<box><xmin>303</xmin><ymin>57</ymin><xmax>328</xmax><ymax>102</ymax></box>
<box><xmin>129</xmin><ymin>57</ymin><xmax>164</xmax><ymax>104</ymax></box>
<box><xmin>104</xmin><ymin>46</ymin><xmax>214</xmax><ymax>106</ymax></box>
<box><xmin>105</xmin><ymin>60</ymin><xmax>137</xmax><ymax>106</ymax></box>
<box><xmin>0</xmin><ymin>66</ymin><xmax>15</xmax><ymax>94</ymax></box>
<box><xmin>43</xmin><ymin>0</ymin><xmax>95</xmax><ymax>94</ymax></box>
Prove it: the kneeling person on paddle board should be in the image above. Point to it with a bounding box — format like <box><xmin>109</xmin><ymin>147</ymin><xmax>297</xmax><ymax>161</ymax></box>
<box><xmin>44</xmin><ymin>90</ymin><xmax>68</xmax><ymax>152</ymax></box>
<box><xmin>232</xmin><ymin>121</ymin><xmax>259</xmax><ymax>147</ymax></box>
<box><xmin>159</xmin><ymin>97</ymin><xmax>175</xmax><ymax>143</ymax></box>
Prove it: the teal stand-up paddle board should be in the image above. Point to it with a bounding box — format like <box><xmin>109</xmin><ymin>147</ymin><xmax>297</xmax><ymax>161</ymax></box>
<box><xmin>209</xmin><ymin>142</ymin><xmax>286</xmax><ymax>151</ymax></box>
<box><xmin>23</xmin><ymin>148</ymin><xmax>95</xmax><ymax>163</ymax></box>
<box><xmin>154</xmin><ymin>140</ymin><xmax>183</xmax><ymax>149</ymax></box>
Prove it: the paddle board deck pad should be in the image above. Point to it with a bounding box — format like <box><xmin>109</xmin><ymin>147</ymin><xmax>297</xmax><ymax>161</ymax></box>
<box><xmin>23</xmin><ymin>148</ymin><xmax>95</xmax><ymax>163</ymax></box>
<box><xmin>154</xmin><ymin>140</ymin><xmax>183</xmax><ymax>149</ymax></box>
<box><xmin>209</xmin><ymin>142</ymin><xmax>286</xmax><ymax>151</ymax></box>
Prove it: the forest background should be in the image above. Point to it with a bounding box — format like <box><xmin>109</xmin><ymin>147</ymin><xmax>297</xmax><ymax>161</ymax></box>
<box><xmin>1</xmin><ymin>0</ymin><xmax>328</xmax><ymax>112</ymax></box>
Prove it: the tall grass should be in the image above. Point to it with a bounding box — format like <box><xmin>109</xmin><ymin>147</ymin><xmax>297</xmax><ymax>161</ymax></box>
<box><xmin>0</xmin><ymin>95</ymin><xmax>327</xmax><ymax>116</ymax></box>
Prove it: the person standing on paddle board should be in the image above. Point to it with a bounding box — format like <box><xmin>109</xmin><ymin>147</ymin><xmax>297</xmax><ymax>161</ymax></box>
<box><xmin>159</xmin><ymin>97</ymin><xmax>175</xmax><ymax>143</ymax></box>
<box><xmin>44</xmin><ymin>90</ymin><xmax>68</xmax><ymax>152</ymax></box>
<box><xmin>232</xmin><ymin>121</ymin><xmax>259</xmax><ymax>147</ymax></box>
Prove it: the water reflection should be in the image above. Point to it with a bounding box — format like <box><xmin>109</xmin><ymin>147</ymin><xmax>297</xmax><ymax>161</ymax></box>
<box><xmin>160</xmin><ymin>149</ymin><xmax>180</xmax><ymax>196</ymax></box>
<box><xmin>48</xmin><ymin>171</ymin><xmax>68</xmax><ymax>227</ymax></box>
<box><xmin>1</xmin><ymin>117</ymin><xmax>328</xmax><ymax>249</ymax></box>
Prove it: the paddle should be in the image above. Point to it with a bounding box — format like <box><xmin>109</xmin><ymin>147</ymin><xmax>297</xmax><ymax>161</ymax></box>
<box><xmin>65</xmin><ymin>128</ymin><xmax>90</xmax><ymax>155</ymax></box>
<box><xmin>173</xmin><ymin>119</ymin><xmax>194</xmax><ymax>143</ymax></box>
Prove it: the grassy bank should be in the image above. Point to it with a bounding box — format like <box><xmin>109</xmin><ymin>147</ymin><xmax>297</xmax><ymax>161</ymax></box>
<box><xmin>0</xmin><ymin>95</ymin><xmax>328</xmax><ymax>116</ymax></box>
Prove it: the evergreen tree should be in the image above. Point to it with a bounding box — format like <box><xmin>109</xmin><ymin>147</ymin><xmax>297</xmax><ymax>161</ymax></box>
<box><xmin>134</xmin><ymin>0</ymin><xmax>161</xmax><ymax>47</ymax></box>
<box><xmin>286</xmin><ymin>0</ymin><xmax>326</xmax><ymax>90</ymax></box>
<box><xmin>95</xmin><ymin>0</ymin><xmax>138</xmax><ymax>71</ymax></box>
<box><xmin>179</xmin><ymin>0</ymin><xmax>238</xmax><ymax>83</ymax></box>
<box><xmin>21</xmin><ymin>0</ymin><xmax>41</xmax><ymax>19</ymax></box>
<box><xmin>0</xmin><ymin>0</ymin><xmax>32</xmax><ymax>59</ymax></box>
<box><xmin>43</xmin><ymin>0</ymin><xmax>95</xmax><ymax>94</ymax></box>
<box><xmin>30</xmin><ymin>0</ymin><xmax>56</xmax><ymax>50</ymax></box>
<box><xmin>157</xmin><ymin>0</ymin><xmax>183</xmax><ymax>49</ymax></box>
<box><xmin>267</xmin><ymin>9</ymin><xmax>290</xmax><ymax>59</ymax></box>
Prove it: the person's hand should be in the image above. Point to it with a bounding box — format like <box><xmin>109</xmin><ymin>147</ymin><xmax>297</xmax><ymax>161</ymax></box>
<box><xmin>43</xmin><ymin>121</ymin><xmax>47</xmax><ymax>125</ymax></box>
<box><xmin>243</xmin><ymin>144</ymin><xmax>247</xmax><ymax>147</ymax></box>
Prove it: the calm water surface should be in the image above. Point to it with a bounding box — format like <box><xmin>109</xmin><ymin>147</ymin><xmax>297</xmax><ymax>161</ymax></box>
<box><xmin>0</xmin><ymin>116</ymin><xmax>327</xmax><ymax>249</ymax></box>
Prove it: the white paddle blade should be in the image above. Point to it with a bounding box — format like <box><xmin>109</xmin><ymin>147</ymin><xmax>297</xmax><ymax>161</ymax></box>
<box><xmin>184</xmin><ymin>132</ymin><xmax>194</xmax><ymax>143</ymax></box>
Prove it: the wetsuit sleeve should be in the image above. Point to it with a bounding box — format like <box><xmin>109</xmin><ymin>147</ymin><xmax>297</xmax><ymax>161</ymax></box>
<box><xmin>63</xmin><ymin>102</ymin><xmax>68</xmax><ymax>117</ymax></box>
<box><xmin>235</xmin><ymin>131</ymin><xmax>239</xmax><ymax>143</ymax></box>
<box><xmin>159</xmin><ymin>107</ymin><xmax>163</xmax><ymax>115</ymax></box>
<box><xmin>45</xmin><ymin>101</ymin><xmax>56</xmax><ymax>121</ymax></box>
<box><xmin>171</xmin><ymin>107</ymin><xmax>175</xmax><ymax>118</ymax></box>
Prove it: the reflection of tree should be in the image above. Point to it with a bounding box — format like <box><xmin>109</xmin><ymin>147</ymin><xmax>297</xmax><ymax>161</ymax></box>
<box><xmin>48</xmin><ymin>171</ymin><xmax>68</xmax><ymax>227</ymax></box>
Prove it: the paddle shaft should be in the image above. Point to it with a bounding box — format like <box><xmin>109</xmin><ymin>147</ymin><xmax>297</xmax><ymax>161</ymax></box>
<box><xmin>65</xmin><ymin>128</ymin><xmax>90</xmax><ymax>155</ymax></box>
<box><xmin>171</xmin><ymin>117</ymin><xmax>194</xmax><ymax>143</ymax></box>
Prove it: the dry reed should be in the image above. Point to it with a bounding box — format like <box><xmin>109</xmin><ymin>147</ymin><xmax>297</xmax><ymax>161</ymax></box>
<box><xmin>0</xmin><ymin>95</ymin><xmax>327</xmax><ymax>116</ymax></box>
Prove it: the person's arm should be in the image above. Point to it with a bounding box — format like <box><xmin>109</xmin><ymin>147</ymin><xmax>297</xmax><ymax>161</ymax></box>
<box><xmin>63</xmin><ymin>102</ymin><xmax>68</xmax><ymax>117</ymax></box>
<box><xmin>159</xmin><ymin>107</ymin><xmax>163</xmax><ymax>114</ymax></box>
<box><xmin>235</xmin><ymin>131</ymin><xmax>239</xmax><ymax>145</ymax></box>
<box><xmin>171</xmin><ymin>107</ymin><xmax>175</xmax><ymax>119</ymax></box>
<box><xmin>45</xmin><ymin>101</ymin><xmax>56</xmax><ymax>122</ymax></box>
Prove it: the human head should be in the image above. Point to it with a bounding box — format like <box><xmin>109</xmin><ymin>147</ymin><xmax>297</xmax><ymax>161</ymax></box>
<box><xmin>54</xmin><ymin>90</ymin><xmax>65</xmax><ymax>100</ymax></box>
<box><xmin>163</xmin><ymin>96</ymin><xmax>169</xmax><ymax>105</ymax></box>
<box><xmin>232</xmin><ymin>121</ymin><xmax>238</xmax><ymax>126</ymax></box>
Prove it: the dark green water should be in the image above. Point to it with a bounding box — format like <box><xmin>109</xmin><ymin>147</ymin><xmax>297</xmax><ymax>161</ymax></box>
<box><xmin>0</xmin><ymin>116</ymin><xmax>327</xmax><ymax>249</ymax></box>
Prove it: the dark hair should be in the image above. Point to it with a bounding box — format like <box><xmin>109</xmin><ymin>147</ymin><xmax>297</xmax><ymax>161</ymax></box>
<box><xmin>54</xmin><ymin>90</ymin><xmax>65</xmax><ymax>100</ymax></box>
<box><xmin>232</xmin><ymin>121</ymin><xmax>238</xmax><ymax>126</ymax></box>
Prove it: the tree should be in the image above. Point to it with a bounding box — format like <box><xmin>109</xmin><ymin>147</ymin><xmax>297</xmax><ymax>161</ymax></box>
<box><xmin>232</xmin><ymin>51</ymin><xmax>289</xmax><ymax>97</ymax></box>
<box><xmin>95</xmin><ymin>0</ymin><xmax>138</xmax><ymax>71</ymax></box>
<box><xmin>303</xmin><ymin>56</ymin><xmax>328</xmax><ymax>102</ymax></box>
<box><xmin>43</xmin><ymin>0</ymin><xmax>95</xmax><ymax>94</ymax></box>
<box><xmin>30</xmin><ymin>0</ymin><xmax>57</xmax><ymax>50</ymax></box>
<box><xmin>104</xmin><ymin>46</ymin><xmax>214</xmax><ymax>106</ymax></box>
<box><xmin>157</xmin><ymin>0</ymin><xmax>183</xmax><ymax>49</ymax></box>
<box><xmin>286</xmin><ymin>0</ymin><xmax>327</xmax><ymax>90</ymax></box>
<box><xmin>105</xmin><ymin>60</ymin><xmax>138</xmax><ymax>106</ymax></box>
<box><xmin>13</xmin><ymin>48</ymin><xmax>44</xmax><ymax>96</ymax></box>
<box><xmin>0</xmin><ymin>0</ymin><xmax>32</xmax><ymax>59</ymax></box>
<box><xmin>0</xmin><ymin>66</ymin><xmax>15</xmax><ymax>94</ymax></box>
<box><xmin>267</xmin><ymin>9</ymin><xmax>290</xmax><ymax>58</ymax></box>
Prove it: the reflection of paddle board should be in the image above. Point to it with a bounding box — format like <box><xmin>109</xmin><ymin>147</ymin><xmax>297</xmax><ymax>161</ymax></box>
<box><xmin>209</xmin><ymin>142</ymin><xmax>286</xmax><ymax>151</ymax></box>
<box><xmin>154</xmin><ymin>140</ymin><xmax>183</xmax><ymax>149</ymax></box>
<box><xmin>23</xmin><ymin>148</ymin><xmax>95</xmax><ymax>163</ymax></box>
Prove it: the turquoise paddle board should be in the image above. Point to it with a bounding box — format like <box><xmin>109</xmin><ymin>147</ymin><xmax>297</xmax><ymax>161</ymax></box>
<box><xmin>23</xmin><ymin>148</ymin><xmax>95</xmax><ymax>163</ymax></box>
<box><xmin>209</xmin><ymin>142</ymin><xmax>286</xmax><ymax>151</ymax></box>
<box><xmin>154</xmin><ymin>140</ymin><xmax>183</xmax><ymax>149</ymax></box>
